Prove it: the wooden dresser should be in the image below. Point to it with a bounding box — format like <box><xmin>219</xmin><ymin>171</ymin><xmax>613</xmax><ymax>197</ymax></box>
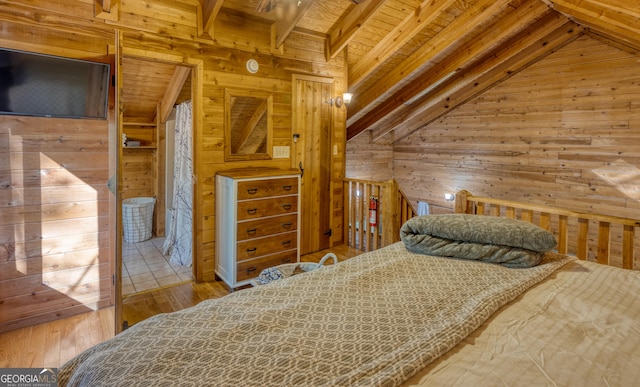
<box><xmin>215</xmin><ymin>168</ymin><xmax>301</xmax><ymax>289</ymax></box>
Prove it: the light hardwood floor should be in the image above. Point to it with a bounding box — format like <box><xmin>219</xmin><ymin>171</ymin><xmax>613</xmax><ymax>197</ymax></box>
<box><xmin>0</xmin><ymin>245</ymin><xmax>362</xmax><ymax>369</ymax></box>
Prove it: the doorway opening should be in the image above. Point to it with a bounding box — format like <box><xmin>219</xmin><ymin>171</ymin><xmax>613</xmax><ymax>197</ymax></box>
<box><xmin>119</xmin><ymin>58</ymin><xmax>194</xmax><ymax>298</ymax></box>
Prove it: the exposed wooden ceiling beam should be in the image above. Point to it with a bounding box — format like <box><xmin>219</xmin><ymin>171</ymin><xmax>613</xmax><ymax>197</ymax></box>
<box><xmin>199</xmin><ymin>0</ymin><xmax>224</xmax><ymax>38</ymax></box>
<box><xmin>326</xmin><ymin>0</ymin><xmax>386</xmax><ymax>60</ymax></box>
<box><xmin>273</xmin><ymin>0</ymin><xmax>315</xmax><ymax>49</ymax></box>
<box><xmin>544</xmin><ymin>0</ymin><xmax>640</xmax><ymax>49</ymax></box>
<box><xmin>382</xmin><ymin>20</ymin><xmax>585</xmax><ymax>143</ymax></box>
<box><xmin>348</xmin><ymin>0</ymin><xmax>538</xmax><ymax>138</ymax></box>
<box><xmin>159</xmin><ymin>65</ymin><xmax>192</xmax><ymax>124</ymax></box>
<box><xmin>588</xmin><ymin>29</ymin><xmax>640</xmax><ymax>54</ymax></box>
<box><xmin>348</xmin><ymin>0</ymin><xmax>459</xmax><ymax>90</ymax></box>
<box><xmin>545</xmin><ymin>0</ymin><xmax>640</xmax><ymax>33</ymax></box>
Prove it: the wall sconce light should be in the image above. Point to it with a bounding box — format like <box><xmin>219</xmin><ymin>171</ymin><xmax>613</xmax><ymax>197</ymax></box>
<box><xmin>444</xmin><ymin>193</ymin><xmax>455</xmax><ymax>201</ymax></box>
<box><xmin>342</xmin><ymin>92</ymin><xmax>353</xmax><ymax>104</ymax></box>
<box><xmin>327</xmin><ymin>93</ymin><xmax>353</xmax><ymax>108</ymax></box>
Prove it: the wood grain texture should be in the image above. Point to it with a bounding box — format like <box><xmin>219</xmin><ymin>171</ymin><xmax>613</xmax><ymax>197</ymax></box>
<box><xmin>0</xmin><ymin>114</ymin><xmax>112</xmax><ymax>334</ymax></box>
<box><xmin>346</xmin><ymin>35</ymin><xmax>640</xmax><ymax>269</ymax></box>
<box><xmin>0</xmin><ymin>0</ymin><xmax>347</xmax><ymax>334</ymax></box>
<box><xmin>0</xmin><ymin>246</ymin><xmax>362</xmax><ymax>368</ymax></box>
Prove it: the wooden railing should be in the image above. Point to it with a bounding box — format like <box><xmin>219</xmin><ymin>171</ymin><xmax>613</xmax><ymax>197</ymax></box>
<box><xmin>343</xmin><ymin>179</ymin><xmax>418</xmax><ymax>252</ymax></box>
<box><xmin>455</xmin><ymin>190</ymin><xmax>640</xmax><ymax>270</ymax></box>
<box><xmin>397</xmin><ymin>185</ymin><xmax>417</xmax><ymax>225</ymax></box>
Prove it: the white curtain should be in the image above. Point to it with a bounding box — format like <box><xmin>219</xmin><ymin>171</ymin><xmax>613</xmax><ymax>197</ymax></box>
<box><xmin>163</xmin><ymin>101</ymin><xmax>193</xmax><ymax>266</ymax></box>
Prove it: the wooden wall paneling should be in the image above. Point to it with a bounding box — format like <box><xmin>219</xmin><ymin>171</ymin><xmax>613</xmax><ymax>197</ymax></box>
<box><xmin>1</xmin><ymin>0</ymin><xmax>347</xmax><ymax>333</ymax></box>
<box><xmin>210</xmin><ymin>9</ymin><xmax>273</xmax><ymax>53</ymax></box>
<box><xmin>346</xmin><ymin>35</ymin><xmax>640</xmax><ymax>268</ymax></box>
<box><xmin>0</xmin><ymin>2</ymin><xmax>114</xmax><ymax>50</ymax></box>
<box><xmin>345</xmin><ymin>132</ymin><xmax>394</xmax><ymax>181</ymax></box>
<box><xmin>122</xmin><ymin>123</ymin><xmax>156</xmax><ymax>146</ymax></box>
<box><xmin>386</xmin><ymin>18</ymin><xmax>583</xmax><ymax>142</ymax></box>
<box><xmin>0</xmin><ymin>114</ymin><xmax>111</xmax><ymax>333</ymax></box>
<box><xmin>121</xmin><ymin>149</ymin><xmax>155</xmax><ymax>199</ymax></box>
<box><xmin>111</xmin><ymin>0</ymin><xmax>199</xmax><ymax>39</ymax></box>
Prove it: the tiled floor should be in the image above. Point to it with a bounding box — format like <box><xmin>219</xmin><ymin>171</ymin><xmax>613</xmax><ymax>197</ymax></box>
<box><xmin>122</xmin><ymin>237</ymin><xmax>193</xmax><ymax>296</ymax></box>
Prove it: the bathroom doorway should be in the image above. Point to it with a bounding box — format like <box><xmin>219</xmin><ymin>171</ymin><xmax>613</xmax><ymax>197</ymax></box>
<box><xmin>119</xmin><ymin>57</ymin><xmax>194</xmax><ymax>299</ymax></box>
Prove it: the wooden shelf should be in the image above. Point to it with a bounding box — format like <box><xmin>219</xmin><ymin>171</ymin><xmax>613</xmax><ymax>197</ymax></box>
<box><xmin>123</xmin><ymin>145</ymin><xmax>156</xmax><ymax>149</ymax></box>
<box><xmin>123</xmin><ymin>121</ymin><xmax>156</xmax><ymax>127</ymax></box>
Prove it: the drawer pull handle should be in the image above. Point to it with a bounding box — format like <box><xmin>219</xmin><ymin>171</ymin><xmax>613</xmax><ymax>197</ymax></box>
<box><xmin>246</xmin><ymin>247</ymin><xmax>257</xmax><ymax>253</ymax></box>
<box><xmin>247</xmin><ymin>208</ymin><xmax>258</xmax><ymax>215</ymax></box>
<box><xmin>282</xmin><ymin>240</ymin><xmax>291</xmax><ymax>247</ymax></box>
<box><xmin>281</xmin><ymin>204</ymin><xmax>292</xmax><ymax>210</ymax></box>
<box><xmin>246</xmin><ymin>228</ymin><xmax>257</xmax><ymax>235</ymax></box>
<box><xmin>246</xmin><ymin>188</ymin><xmax>258</xmax><ymax>194</ymax></box>
<box><xmin>281</xmin><ymin>222</ymin><xmax>292</xmax><ymax>229</ymax></box>
<box><xmin>281</xmin><ymin>257</ymin><xmax>292</xmax><ymax>263</ymax></box>
<box><xmin>282</xmin><ymin>185</ymin><xmax>292</xmax><ymax>191</ymax></box>
<box><xmin>247</xmin><ymin>267</ymin><xmax>257</xmax><ymax>273</ymax></box>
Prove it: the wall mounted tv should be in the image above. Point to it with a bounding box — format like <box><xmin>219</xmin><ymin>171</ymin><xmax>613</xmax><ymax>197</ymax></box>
<box><xmin>0</xmin><ymin>48</ymin><xmax>110</xmax><ymax>119</ymax></box>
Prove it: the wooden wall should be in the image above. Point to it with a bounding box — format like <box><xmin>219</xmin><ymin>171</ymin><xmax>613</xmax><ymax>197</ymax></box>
<box><xmin>116</xmin><ymin>17</ymin><xmax>347</xmax><ymax>282</ymax></box>
<box><xmin>345</xmin><ymin>131</ymin><xmax>394</xmax><ymax>182</ymax></box>
<box><xmin>0</xmin><ymin>5</ymin><xmax>115</xmax><ymax>333</ymax></box>
<box><xmin>0</xmin><ymin>115</ymin><xmax>113</xmax><ymax>332</ymax></box>
<box><xmin>0</xmin><ymin>0</ymin><xmax>346</xmax><ymax>330</ymax></box>
<box><xmin>347</xmin><ymin>35</ymin><xmax>640</xmax><ymax>267</ymax></box>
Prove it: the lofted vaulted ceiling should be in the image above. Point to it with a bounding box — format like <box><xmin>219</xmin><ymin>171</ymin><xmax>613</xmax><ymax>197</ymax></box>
<box><xmin>121</xmin><ymin>0</ymin><xmax>640</xmax><ymax>141</ymax></box>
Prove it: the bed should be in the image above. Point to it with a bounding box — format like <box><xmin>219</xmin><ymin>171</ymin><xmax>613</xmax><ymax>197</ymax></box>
<box><xmin>58</xmin><ymin>191</ymin><xmax>640</xmax><ymax>386</ymax></box>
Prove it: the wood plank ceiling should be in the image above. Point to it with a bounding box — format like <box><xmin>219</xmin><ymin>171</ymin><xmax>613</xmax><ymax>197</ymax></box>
<box><xmin>124</xmin><ymin>0</ymin><xmax>640</xmax><ymax>139</ymax></box>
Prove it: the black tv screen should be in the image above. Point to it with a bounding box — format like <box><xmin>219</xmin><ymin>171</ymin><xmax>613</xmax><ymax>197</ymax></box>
<box><xmin>0</xmin><ymin>48</ymin><xmax>110</xmax><ymax>119</ymax></box>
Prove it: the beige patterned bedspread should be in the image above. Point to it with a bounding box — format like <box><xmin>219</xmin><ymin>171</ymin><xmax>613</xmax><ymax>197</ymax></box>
<box><xmin>403</xmin><ymin>258</ymin><xmax>640</xmax><ymax>386</ymax></box>
<box><xmin>59</xmin><ymin>243</ymin><xmax>571</xmax><ymax>387</ymax></box>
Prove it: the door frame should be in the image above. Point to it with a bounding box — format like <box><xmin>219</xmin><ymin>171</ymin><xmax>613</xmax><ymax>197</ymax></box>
<box><xmin>113</xmin><ymin>43</ymin><xmax>203</xmax><ymax>333</ymax></box>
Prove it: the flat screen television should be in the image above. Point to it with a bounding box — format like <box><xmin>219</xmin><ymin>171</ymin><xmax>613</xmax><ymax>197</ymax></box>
<box><xmin>0</xmin><ymin>48</ymin><xmax>110</xmax><ymax>119</ymax></box>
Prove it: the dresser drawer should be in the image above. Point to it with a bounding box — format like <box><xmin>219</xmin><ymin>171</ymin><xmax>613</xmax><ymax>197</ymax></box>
<box><xmin>237</xmin><ymin>196</ymin><xmax>298</xmax><ymax>220</ymax></box>
<box><xmin>237</xmin><ymin>214</ymin><xmax>297</xmax><ymax>241</ymax></box>
<box><xmin>237</xmin><ymin>177</ymin><xmax>298</xmax><ymax>200</ymax></box>
<box><xmin>236</xmin><ymin>231</ymin><xmax>297</xmax><ymax>261</ymax></box>
<box><xmin>236</xmin><ymin>251</ymin><xmax>298</xmax><ymax>282</ymax></box>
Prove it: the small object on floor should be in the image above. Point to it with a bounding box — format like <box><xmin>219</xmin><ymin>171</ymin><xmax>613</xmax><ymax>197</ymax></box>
<box><xmin>251</xmin><ymin>253</ymin><xmax>337</xmax><ymax>286</ymax></box>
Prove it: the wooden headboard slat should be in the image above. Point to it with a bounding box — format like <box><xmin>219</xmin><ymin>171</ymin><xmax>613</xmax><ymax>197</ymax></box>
<box><xmin>597</xmin><ymin>221</ymin><xmax>611</xmax><ymax>266</ymax></box>
<box><xmin>558</xmin><ymin>215</ymin><xmax>569</xmax><ymax>254</ymax></box>
<box><xmin>577</xmin><ymin>218</ymin><xmax>589</xmax><ymax>260</ymax></box>
<box><xmin>623</xmin><ymin>226</ymin><xmax>635</xmax><ymax>270</ymax></box>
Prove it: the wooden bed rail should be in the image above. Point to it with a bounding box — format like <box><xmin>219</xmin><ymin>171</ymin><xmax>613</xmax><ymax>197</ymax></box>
<box><xmin>455</xmin><ymin>190</ymin><xmax>640</xmax><ymax>270</ymax></box>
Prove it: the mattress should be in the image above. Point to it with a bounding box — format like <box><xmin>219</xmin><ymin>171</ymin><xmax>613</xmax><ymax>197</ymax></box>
<box><xmin>404</xmin><ymin>258</ymin><xmax>640</xmax><ymax>386</ymax></box>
